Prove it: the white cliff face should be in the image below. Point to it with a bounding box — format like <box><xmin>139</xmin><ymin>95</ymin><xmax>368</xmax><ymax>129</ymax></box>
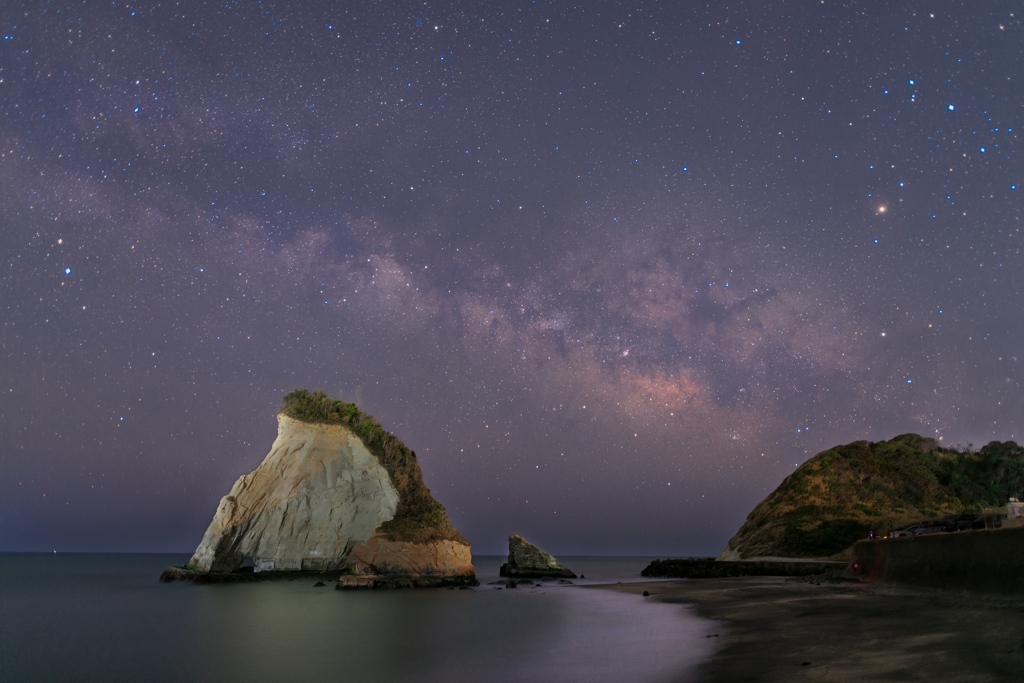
<box><xmin>190</xmin><ymin>414</ymin><xmax>399</xmax><ymax>573</ymax></box>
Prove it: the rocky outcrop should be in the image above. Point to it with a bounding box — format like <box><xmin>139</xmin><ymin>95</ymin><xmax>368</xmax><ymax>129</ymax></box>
<box><xmin>719</xmin><ymin>434</ymin><xmax>1024</xmax><ymax>560</ymax></box>
<box><xmin>499</xmin><ymin>534</ymin><xmax>576</xmax><ymax>578</ymax></box>
<box><xmin>178</xmin><ymin>392</ymin><xmax>475</xmax><ymax>585</ymax></box>
<box><xmin>188</xmin><ymin>414</ymin><xmax>397</xmax><ymax>573</ymax></box>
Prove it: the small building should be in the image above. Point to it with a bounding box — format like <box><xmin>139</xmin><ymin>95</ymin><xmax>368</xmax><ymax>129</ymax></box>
<box><xmin>981</xmin><ymin>498</ymin><xmax>1024</xmax><ymax>530</ymax></box>
<box><xmin>1006</xmin><ymin>498</ymin><xmax>1024</xmax><ymax>528</ymax></box>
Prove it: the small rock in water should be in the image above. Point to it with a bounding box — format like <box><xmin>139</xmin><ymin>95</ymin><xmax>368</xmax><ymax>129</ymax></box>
<box><xmin>499</xmin><ymin>534</ymin><xmax>576</xmax><ymax>579</ymax></box>
<box><xmin>313</xmin><ymin>581</ymin><xmax>326</xmax><ymax>587</ymax></box>
<box><xmin>642</xmin><ymin>590</ymin><xmax>650</xmax><ymax>596</ymax></box>
<box><xmin>580</xmin><ymin>574</ymin><xmax>585</xmax><ymax>579</ymax></box>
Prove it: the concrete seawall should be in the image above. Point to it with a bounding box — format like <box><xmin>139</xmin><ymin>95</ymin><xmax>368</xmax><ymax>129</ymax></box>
<box><xmin>851</xmin><ymin>527</ymin><xmax>1024</xmax><ymax>593</ymax></box>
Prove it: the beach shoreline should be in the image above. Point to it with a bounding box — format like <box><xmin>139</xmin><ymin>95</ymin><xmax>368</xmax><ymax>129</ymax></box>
<box><xmin>599</xmin><ymin>577</ymin><xmax>1024</xmax><ymax>682</ymax></box>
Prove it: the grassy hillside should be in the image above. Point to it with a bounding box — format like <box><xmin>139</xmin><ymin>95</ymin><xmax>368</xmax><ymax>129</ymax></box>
<box><xmin>722</xmin><ymin>434</ymin><xmax>1024</xmax><ymax>559</ymax></box>
<box><xmin>279</xmin><ymin>389</ymin><xmax>468</xmax><ymax>546</ymax></box>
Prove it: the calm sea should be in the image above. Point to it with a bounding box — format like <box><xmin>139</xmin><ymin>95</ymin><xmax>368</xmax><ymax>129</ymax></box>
<box><xmin>0</xmin><ymin>553</ymin><xmax>719</xmax><ymax>683</ymax></box>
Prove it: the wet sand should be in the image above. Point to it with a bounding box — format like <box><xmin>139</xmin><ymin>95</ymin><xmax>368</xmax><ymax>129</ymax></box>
<box><xmin>605</xmin><ymin>577</ymin><xmax>1024</xmax><ymax>682</ymax></box>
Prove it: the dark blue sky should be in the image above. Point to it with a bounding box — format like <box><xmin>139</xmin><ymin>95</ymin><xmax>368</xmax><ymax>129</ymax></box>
<box><xmin>2</xmin><ymin>1</ymin><xmax>1021</xmax><ymax>556</ymax></box>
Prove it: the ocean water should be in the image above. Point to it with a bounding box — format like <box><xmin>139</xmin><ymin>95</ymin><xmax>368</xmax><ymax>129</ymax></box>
<box><xmin>0</xmin><ymin>554</ymin><xmax>719</xmax><ymax>683</ymax></box>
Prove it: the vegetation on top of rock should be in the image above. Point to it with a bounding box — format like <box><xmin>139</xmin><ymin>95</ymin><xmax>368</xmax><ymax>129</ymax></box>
<box><xmin>279</xmin><ymin>389</ymin><xmax>468</xmax><ymax>546</ymax></box>
<box><xmin>722</xmin><ymin>434</ymin><xmax>1024</xmax><ymax>560</ymax></box>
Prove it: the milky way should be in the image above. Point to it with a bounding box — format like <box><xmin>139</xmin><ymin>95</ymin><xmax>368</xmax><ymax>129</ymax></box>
<box><xmin>2</xmin><ymin>2</ymin><xmax>1021</xmax><ymax>554</ymax></box>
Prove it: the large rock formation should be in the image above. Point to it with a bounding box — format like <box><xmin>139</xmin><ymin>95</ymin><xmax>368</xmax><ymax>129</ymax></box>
<box><xmin>499</xmin><ymin>534</ymin><xmax>576</xmax><ymax>578</ymax></box>
<box><xmin>181</xmin><ymin>390</ymin><xmax>475</xmax><ymax>584</ymax></box>
<box><xmin>719</xmin><ymin>434</ymin><xmax>1024</xmax><ymax>560</ymax></box>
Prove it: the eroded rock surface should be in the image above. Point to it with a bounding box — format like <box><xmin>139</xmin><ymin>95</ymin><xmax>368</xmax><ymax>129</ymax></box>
<box><xmin>186</xmin><ymin>412</ymin><xmax>474</xmax><ymax>581</ymax></box>
<box><xmin>350</xmin><ymin>537</ymin><xmax>474</xmax><ymax>576</ymax></box>
<box><xmin>499</xmin><ymin>534</ymin><xmax>576</xmax><ymax>578</ymax></box>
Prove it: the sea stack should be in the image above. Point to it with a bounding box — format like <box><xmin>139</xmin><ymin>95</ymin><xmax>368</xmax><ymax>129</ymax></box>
<box><xmin>499</xmin><ymin>534</ymin><xmax>576</xmax><ymax>579</ymax></box>
<box><xmin>169</xmin><ymin>390</ymin><xmax>476</xmax><ymax>586</ymax></box>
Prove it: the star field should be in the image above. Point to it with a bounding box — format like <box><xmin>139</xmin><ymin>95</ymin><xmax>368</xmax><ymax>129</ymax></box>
<box><xmin>2</xmin><ymin>1</ymin><xmax>1022</xmax><ymax>555</ymax></box>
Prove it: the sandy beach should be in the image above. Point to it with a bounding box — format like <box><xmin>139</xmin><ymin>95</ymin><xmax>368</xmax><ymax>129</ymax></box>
<box><xmin>606</xmin><ymin>577</ymin><xmax>1024</xmax><ymax>682</ymax></box>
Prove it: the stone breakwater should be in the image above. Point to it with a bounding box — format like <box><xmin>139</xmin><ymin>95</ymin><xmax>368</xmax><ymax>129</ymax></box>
<box><xmin>641</xmin><ymin>558</ymin><xmax>845</xmax><ymax>579</ymax></box>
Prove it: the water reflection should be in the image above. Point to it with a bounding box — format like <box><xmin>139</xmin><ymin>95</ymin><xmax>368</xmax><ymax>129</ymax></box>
<box><xmin>1</xmin><ymin>554</ymin><xmax>717</xmax><ymax>683</ymax></box>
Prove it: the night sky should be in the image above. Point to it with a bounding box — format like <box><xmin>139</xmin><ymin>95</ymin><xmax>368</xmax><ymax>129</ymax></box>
<box><xmin>2</xmin><ymin>2</ymin><xmax>1022</xmax><ymax>556</ymax></box>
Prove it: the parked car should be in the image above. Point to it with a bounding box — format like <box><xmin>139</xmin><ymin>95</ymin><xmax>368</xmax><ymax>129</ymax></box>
<box><xmin>911</xmin><ymin>519</ymin><xmax>952</xmax><ymax>535</ymax></box>
<box><xmin>943</xmin><ymin>515</ymin><xmax>985</xmax><ymax>531</ymax></box>
<box><xmin>889</xmin><ymin>519</ymin><xmax>955</xmax><ymax>537</ymax></box>
<box><xmin>889</xmin><ymin>524</ymin><xmax>920</xmax><ymax>538</ymax></box>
